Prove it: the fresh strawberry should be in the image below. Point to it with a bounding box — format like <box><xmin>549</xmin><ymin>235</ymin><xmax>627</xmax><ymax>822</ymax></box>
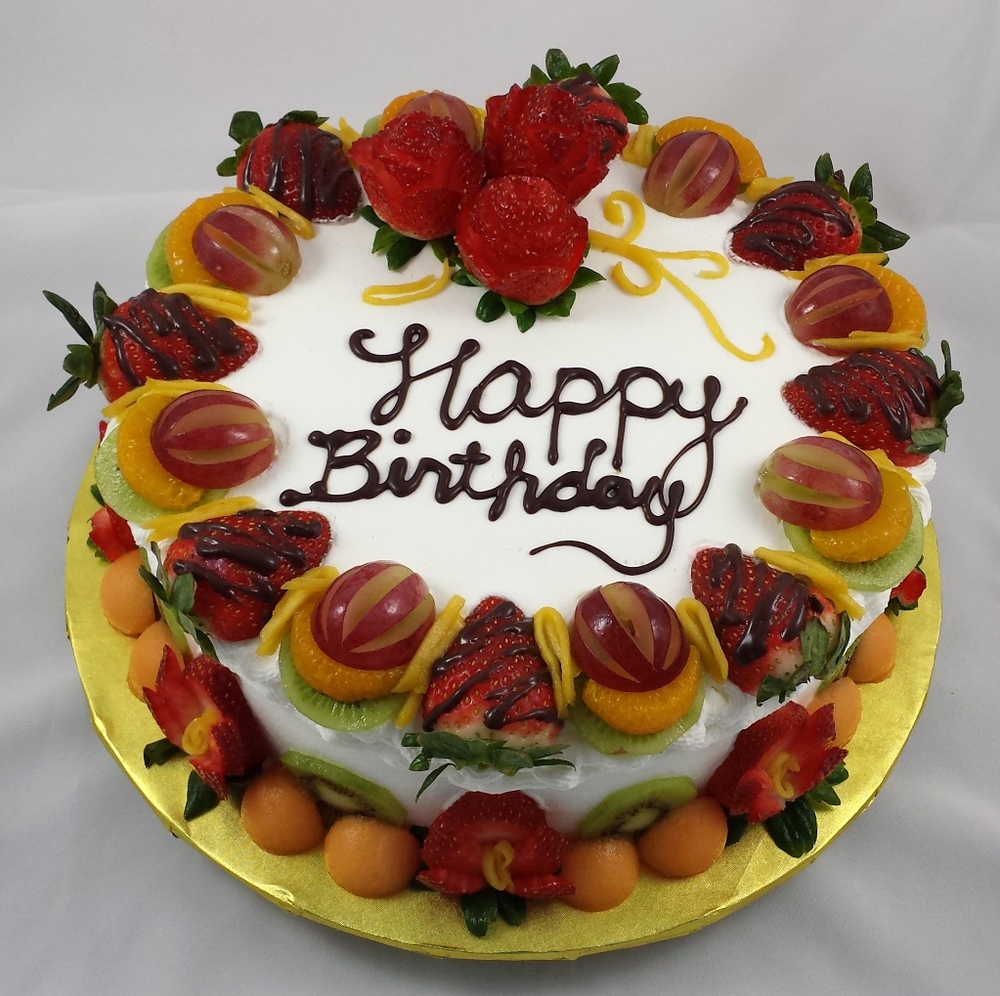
<box><xmin>482</xmin><ymin>83</ymin><xmax>609</xmax><ymax>205</ymax></box>
<box><xmin>164</xmin><ymin>509</ymin><xmax>332</xmax><ymax>643</ymax></box>
<box><xmin>728</xmin><ymin>179</ymin><xmax>862</xmax><ymax>270</ymax></box>
<box><xmin>217</xmin><ymin>110</ymin><xmax>361</xmax><ymax>222</ymax></box>
<box><xmin>707</xmin><ymin>701</ymin><xmax>847</xmax><ymax>823</ymax></box>
<box><xmin>144</xmin><ymin>647</ymin><xmax>270</xmax><ymax>798</ymax></box>
<box><xmin>422</xmin><ymin>597</ymin><xmax>562</xmax><ymax>747</ymax></box>
<box><xmin>454</xmin><ymin>175</ymin><xmax>589</xmax><ymax>307</ymax></box>
<box><xmin>690</xmin><ymin>544</ymin><xmax>841</xmax><ymax>698</ymax></box>
<box><xmin>417</xmin><ymin>790</ymin><xmax>573</xmax><ymax>898</ymax></box>
<box><xmin>556</xmin><ymin>72</ymin><xmax>629</xmax><ymax>164</ymax></box>
<box><xmin>350</xmin><ymin>111</ymin><xmax>485</xmax><ymax>241</ymax></box>
<box><xmin>88</xmin><ymin>502</ymin><xmax>137</xmax><ymax>562</ymax></box>
<box><xmin>781</xmin><ymin>344</ymin><xmax>963</xmax><ymax>466</ymax></box>
<box><xmin>45</xmin><ymin>284</ymin><xmax>259</xmax><ymax>408</ymax></box>
<box><xmin>889</xmin><ymin>565</ymin><xmax>927</xmax><ymax>612</ymax></box>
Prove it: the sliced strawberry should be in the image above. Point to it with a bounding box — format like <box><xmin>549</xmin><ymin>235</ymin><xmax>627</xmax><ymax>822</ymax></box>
<box><xmin>707</xmin><ymin>701</ymin><xmax>846</xmax><ymax>823</ymax></box>
<box><xmin>556</xmin><ymin>72</ymin><xmax>629</xmax><ymax>164</ymax></box>
<box><xmin>422</xmin><ymin>597</ymin><xmax>562</xmax><ymax>747</ymax></box>
<box><xmin>45</xmin><ymin>284</ymin><xmax>259</xmax><ymax>408</ymax></box>
<box><xmin>218</xmin><ymin>110</ymin><xmax>361</xmax><ymax>222</ymax></box>
<box><xmin>690</xmin><ymin>544</ymin><xmax>841</xmax><ymax>697</ymax></box>
<box><xmin>164</xmin><ymin>509</ymin><xmax>332</xmax><ymax>643</ymax></box>
<box><xmin>728</xmin><ymin>179</ymin><xmax>862</xmax><ymax>270</ymax></box>
<box><xmin>781</xmin><ymin>345</ymin><xmax>963</xmax><ymax>466</ymax></box>
<box><xmin>88</xmin><ymin>503</ymin><xmax>137</xmax><ymax>562</ymax></box>
<box><xmin>417</xmin><ymin>790</ymin><xmax>573</xmax><ymax>898</ymax></box>
<box><xmin>350</xmin><ymin>112</ymin><xmax>485</xmax><ymax>241</ymax></box>
<box><xmin>144</xmin><ymin>648</ymin><xmax>270</xmax><ymax>798</ymax></box>
<box><xmin>889</xmin><ymin>565</ymin><xmax>927</xmax><ymax>611</ymax></box>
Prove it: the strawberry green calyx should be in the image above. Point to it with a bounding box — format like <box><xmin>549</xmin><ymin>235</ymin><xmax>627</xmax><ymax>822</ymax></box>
<box><xmin>216</xmin><ymin>109</ymin><xmax>330</xmax><ymax>176</ymax></box>
<box><xmin>910</xmin><ymin>340</ymin><xmax>964</xmax><ymax>456</ymax></box>
<box><xmin>814</xmin><ymin>153</ymin><xmax>909</xmax><ymax>255</ymax></box>
<box><xmin>139</xmin><ymin>546</ymin><xmax>217</xmax><ymax>659</ymax></box>
<box><xmin>756</xmin><ymin>612</ymin><xmax>852</xmax><ymax>706</ymax></box>
<box><xmin>525</xmin><ymin>48</ymin><xmax>648</xmax><ymax>125</ymax></box>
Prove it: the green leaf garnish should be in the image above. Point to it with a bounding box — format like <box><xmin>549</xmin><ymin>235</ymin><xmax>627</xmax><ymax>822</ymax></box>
<box><xmin>757</xmin><ymin>612</ymin><xmax>851</xmax><ymax>705</ymax></box>
<box><xmin>144</xmin><ymin>738</ymin><xmax>183</xmax><ymax>767</ymax></box>
<box><xmin>184</xmin><ymin>770</ymin><xmax>220</xmax><ymax>821</ymax></box>
<box><xmin>460</xmin><ymin>888</ymin><xmax>500</xmax><ymax>938</ymax></box>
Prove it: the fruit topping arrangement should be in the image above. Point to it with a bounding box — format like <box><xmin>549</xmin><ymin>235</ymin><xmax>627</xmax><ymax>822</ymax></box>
<box><xmin>53</xmin><ymin>46</ymin><xmax>967</xmax><ymax>941</ymax></box>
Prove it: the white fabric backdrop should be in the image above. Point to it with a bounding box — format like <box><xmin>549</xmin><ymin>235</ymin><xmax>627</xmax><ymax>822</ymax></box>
<box><xmin>2</xmin><ymin>1</ymin><xmax>998</xmax><ymax>993</ymax></box>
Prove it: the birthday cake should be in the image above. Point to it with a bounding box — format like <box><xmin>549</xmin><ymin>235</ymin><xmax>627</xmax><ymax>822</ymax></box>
<box><xmin>51</xmin><ymin>50</ymin><xmax>962</xmax><ymax>942</ymax></box>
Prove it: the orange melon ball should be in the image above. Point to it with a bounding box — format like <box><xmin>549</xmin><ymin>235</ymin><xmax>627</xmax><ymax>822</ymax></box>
<box><xmin>637</xmin><ymin>797</ymin><xmax>728</xmax><ymax>879</ymax></box>
<box><xmin>99</xmin><ymin>548</ymin><xmax>157</xmax><ymax>636</ymax></box>
<box><xmin>847</xmin><ymin>612</ymin><xmax>897</xmax><ymax>684</ymax></box>
<box><xmin>128</xmin><ymin>620</ymin><xmax>180</xmax><ymax>699</ymax></box>
<box><xmin>240</xmin><ymin>769</ymin><xmax>325</xmax><ymax>856</ymax></box>
<box><xmin>323</xmin><ymin>815</ymin><xmax>420</xmax><ymax>898</ymax></box>
<box><xmin>808</xmin><ymin>676</ymin><xmax>862</xmax><ymax>747</ymax></box>
<box><xmin>560</xmin><ymin>837</ymin><xmax>640</xmax><ymax>912</ymax></box>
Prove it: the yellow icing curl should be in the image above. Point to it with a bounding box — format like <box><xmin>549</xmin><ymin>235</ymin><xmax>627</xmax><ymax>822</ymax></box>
<box><xmin>363</xmin><ymin>259</ymin><xmax>453</xmax><ymax>306</ymax></box>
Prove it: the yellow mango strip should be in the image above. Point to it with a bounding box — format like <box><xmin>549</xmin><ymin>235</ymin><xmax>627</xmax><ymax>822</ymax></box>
<box><xmin>675</xmin><ymin>598</ymin><xmax>728</xmax><ymax>683</ymax></box>
<box><xmin>754</xmin><ymin>547</ymin><xmax>863</xmax><ymax>620</ymax></box>
<box><xmin>741</xmin><ymin>176</ymin><xmax>794</xmax><ymax>204</ymax></box>
<box><xmin>590</xmin><ymin>191</ymin><xmax>773</xmax><ymax>362</ymax></box>
<box><xmin>159</xmin><ymin>282</ymin><xmax>252</xmax><ymax>323</ymax></box>
<box><xmin>242</xmin><ymin>184</ymin><xmax>315</xmax><ymax>240</ymax></box>
<box><xmin>810</xmin><ymin>330</ymin><xmax>926</xmax><ymax>352</ymax></box>
<box><xmin>256</xmin><ymin>567</ymin><xmax>339</xmax><ymax>657</ymax></box>
<box><xmin>101</xmin><ymin>378</ymin><xmax>232</xmax><ymax>420</ymax></box>
<box><xmin>319</xmin><ymin>117</ymin><xmax>361</xmax><ymax>151</ymax></box>
<box><xmin>145</xmin><ymin>495</ymin><xmax>258</xmax><ymax>542</ymax></box>
<box><xmin>394</xmin><ymin>690</ymin><xmax>423</xmax><ymax>728</ymax></box>
<box><xmin>621</xmin><ymin>123</ymin><xmax>659</xmax><ymax>167</ymax></box>
<box><xmin>533</xmin><ymin>607</ymin><xmax>579</xmax><ymax>716</ymax></box>
<box><xmin>795</xmin><ymin>252</ymin><xmax>889</xmax><ymax>278</ymax></box>
<box><xmin>392</xmin><ymin>595</ymin><xmax>466</xmax><ymax>696</ymax></box>
<box><xmin>362</xmin><ymin>259</ymin><xmax>453</xmax><ymax>306</ymax></box>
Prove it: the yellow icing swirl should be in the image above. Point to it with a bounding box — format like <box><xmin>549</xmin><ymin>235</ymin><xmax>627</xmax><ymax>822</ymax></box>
<box><xmin>363</xmin><ymin>259</ymin><xmax>453</xmax><ymax>306</ymax></box>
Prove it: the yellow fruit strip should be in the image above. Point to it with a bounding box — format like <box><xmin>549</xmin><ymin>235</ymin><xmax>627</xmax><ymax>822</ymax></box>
<box><xmin>362</xmin><ymin>260</ymin><xmax>453</xmax><ymax>306</ymax></box>
<box><xmin>394</xmin><ymin>690</ymin><xmax>423</xmax><ymax>728</ymax></box>
<box><xmin>621</xmin><ymin>123</ymin><xmax>659</xmax><ymax>167</ymax></box>
<box><xmin>533</xmin><ymin>607</ymin><xmax>578</xmax><ymax>716</ymax></box>
<box><xmin>159</xmin><ymin>282</ymin><xmax>252</xmax><ymax>322</ymax></box>
<box><xmin>319</xmin><ymin>117</ymin><xmax>361</xmax><ymax>152</ymax></box>
<box><xmin>741</xmin><ymin>176</ymin><xmax>795</xmax><ymax>204</ymax></box>
<box><xmin>675</xmin><ymin>598</ymin><xmax>728</xmax><ymax>682</ymax></box>
<box><xmin>800</xmin><ymin>252</ymin><xmax>889</xmax><ymax>274</ymax></box>
<box><xmin>256</xmin><ymin>568</ymin><xmax>339</xmax><ymax>657</ymax></box>
<box><xmin>753</xmin><ymin>547</ymin><xmax>863</xmax><ymax>620</ymax></box>
<box><xmin>392</xmin><ymin>594</ymin><xmax>466</xmax><ymax>695</ymax></box>
<box><xmin>101</xmin><ymin>378</ymin><xmax>232</xmax><ymax>419</ymax></box>
<box><xmin>241</xmin><ymin>184</ymin><xmax>316</xmax><ymax>240</ymax></box>
<box><xmin>810</xmin><ymin>330</ymin><xmax>926</xmax><ymax>352</ymax></box>
<box><xmin>145</xmin><ymin>495</ymin><xmax>258</xmax><ymax>542</ymax></box>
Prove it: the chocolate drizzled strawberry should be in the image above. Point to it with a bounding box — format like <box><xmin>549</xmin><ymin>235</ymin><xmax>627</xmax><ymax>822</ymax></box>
<box><xmin>164</xmin><ymin>509</ymin><xmax>331</xmax><ymax>642</ymax></box>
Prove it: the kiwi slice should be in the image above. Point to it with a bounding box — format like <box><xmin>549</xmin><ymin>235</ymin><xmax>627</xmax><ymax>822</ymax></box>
<box><xmin>782</xmin><ymin>494</ymin><xmax>924</xmax><ymax>592</ymax></box>
<box><xmin>577</xmin><ymin>776</ymin><xmax>698</xmax><ymax>838</ymax></box>
<box><xmin>146</xmin><ymin>224</ymin><xmax>172</xmax><ymax>290</ymax></box>
<box><xmin>94</xmin><ymin>427</ymin><xmax>226</xmax><ymax>526</ymax></box>
<box><xmin>569</xmin><ymin>675</ymin><xmax>706</xmax><ymax>757</ymax></box>
<box><xmin>278</xmin><ymin>635</ymin><xmax>406</xmax><ymax>733</ymax></box>
<box><xmin>280</xmin><ymin>749</ymin><xmax>408</xmax><ymax>826</ymax></box>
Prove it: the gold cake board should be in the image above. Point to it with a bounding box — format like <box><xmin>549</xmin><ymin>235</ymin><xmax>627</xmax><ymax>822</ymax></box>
<box><xmin>65</xmin><ymin>462</ymin><xmax>941</xmax><ymax>960</ymax></box>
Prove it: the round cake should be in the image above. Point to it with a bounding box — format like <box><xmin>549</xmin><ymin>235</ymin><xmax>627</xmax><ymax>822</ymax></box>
<box><xmin>53</xmin><ymin>50</ymin><xmax>962</xmax><ymax>950</ymax></box>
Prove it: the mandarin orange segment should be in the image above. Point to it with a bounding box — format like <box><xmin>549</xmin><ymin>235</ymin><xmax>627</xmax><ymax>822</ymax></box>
<box><xmin>379</xmin><ymin>90</ymin><xmax>427</xmax><ymax>128</ymax></box>
<box><xmin>810</xmin><ymin>469</ymin><xmax>913</xmax><ymax>563</ymax></box>
<box><xmin>116</xmin><ymin>393</ymin><xmax>205</xmax><ymax>510</ymax></box>
<box><xmin>290</xmin><ymin>605</ymin><xmax>406</xmax><ymax>702</ymax></box>
<box><xmin>655</xmin><ymin>117</ymin><xmax>766</xmax><ymax>185</ymax></box>
<box><xmin>164</xmin><ymin>190</ymin><xmax>259</xmax><ymax>286</ymax></box>
<box><xmin>582</xmin><ymin>648</ymin><xmax>702</xmax><ymax>735</ymax></box>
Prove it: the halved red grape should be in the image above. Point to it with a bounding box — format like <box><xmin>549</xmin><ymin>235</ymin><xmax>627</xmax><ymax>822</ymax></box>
<box><xmin>785</xmin><ymin>265</ymin><xmax>893</xmax><ymax>352</ymax></box>
<box><xmin>757</xmin><ymin>436</ymin><xmax>883</xmax><ymax>529</ymax></box>
<box><xmin>312</xmin><ymin>562</ymin><xmax>434</xmax><ymax>671</ymax></box>
<box><xmin>395</xmin><ymin>91</ymin><xmax>480</xmax><ymax>148</ymax></box>
<box><xmin>570</xmin><ymin>582</ymin><xmax>689</xmax><ymax>692</ymax></box>
<box><xmin>151</xmin><ymin>389</ymin><xmax>276</xmax><ymax>489</ymax></box>
<box><xmin>642</xmin><ymin>131</ymin><xmax>740</xmax><ymax>218</ymax></box>
<box><xmin>192</xmin><ymin>204</ymin><xmax>301</xmax><ymax>295</ymax></box>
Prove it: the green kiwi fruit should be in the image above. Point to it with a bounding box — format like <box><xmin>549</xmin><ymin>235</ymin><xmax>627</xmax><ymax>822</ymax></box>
<box><xmin>280</xmin><ymin>750</ymin><xmax>408</xmax><ymax>826</ymax></box>
<box><xmin>782</xmin><ymin>494</ymin><xmax>924</xmax><ymax>591</ymax></box>
<box><xmin>146</xmin><ymin>224</ymin><xmax>172</xmax><ymax>290</ymax></box>
<box><xmin>568</xmin><ymin>674</ymin><xmax>706</xmax><ymax>757</ymax></box>
<box><xmin>577</xmin><ymin>776</ymin><xmax>698</xmax><ymax>838</ymax></box>
<box><xmin>93</xmin><ymin>427</ymin><xmax>225</xmax><ymax>526</ymax></box>
<box><xmin>278</xmin><ymin>635</ymin><xmax>406</xmax><ymax>733</ymax></box>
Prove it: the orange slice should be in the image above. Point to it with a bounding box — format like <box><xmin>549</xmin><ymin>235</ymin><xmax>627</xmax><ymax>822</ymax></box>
<box><xmin>655</xmin><ymin>117</ymin><xmax>766</xmax><ymax>185</ymax></box>
<box><xmin>379</xmin><ymin>90</ymin><xmax>427</xmax><ymax>128</ymax></box>
<box><xmin>164</xmin><ymin>189</ymin><xmax>259</xmax><ymax>286</ymax></box>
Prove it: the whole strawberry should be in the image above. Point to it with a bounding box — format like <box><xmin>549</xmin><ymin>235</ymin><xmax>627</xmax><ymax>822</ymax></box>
<box><xmin>728</xmin><ymin>179</ymin><xmax>861</xmax><ymax>270</ymax></box>
<box><xmin>556</xmin><ymin>72</ymin><xmax>629</xmax><ymax>164</ymax></box>
<box><xmin>350</xmin><ymin>112</ymin><xmax>485</xmax><ymax>240</ymax></box>
<box><xmin>164</xmin><ymin>508</ymin><xmax>332</xmax><ymax>643</ymax></box>
<box><xmin>422</xmin><ymin>596</ymin><xmax>562</xmax><ymax>747</ymax></box>
<box><xmin>218</xmin><ymin>110</ymin><xmax>361</xmax><ymax>222</ymax></box>
<box><xmin>781</xmin><ymin>345</ymin><xmax>963</xmax><ymax>466</ymax></box>
<box><xmin>454</xmin><ymin>175</ymin><xmax>589</xmax><ymax>307</ymax></box>
<box><xmin>45</xmin><ymin>284</ymin><xmax>259</xmax><ymax>409</ymax></box>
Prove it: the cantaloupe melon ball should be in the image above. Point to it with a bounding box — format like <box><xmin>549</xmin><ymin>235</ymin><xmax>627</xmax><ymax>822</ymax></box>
<box><xmin>560</xmin><ymin>837</ymin><xmax>640</xmax><ymax>912</ymax></box>
<box><xmin>99</xmin><ymin>548</ymin><xmax>156</xmax><ymax>636</ymax></box>
<box><xmin>323</xmin><ymin>815</ymin><xmax>420</xmax><ymax>898</ymax></box>
<box><xmin>240</xmin><ymin>768</ymin><xmax>325</xmax><ymax>856</ymax></box>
